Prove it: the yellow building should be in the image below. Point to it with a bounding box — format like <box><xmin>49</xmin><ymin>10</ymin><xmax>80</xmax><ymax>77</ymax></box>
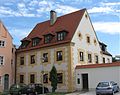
<box><xmin>16</xmin><ymin>9</ymin><xmax>112</xmax><ymax>92</ymax></box>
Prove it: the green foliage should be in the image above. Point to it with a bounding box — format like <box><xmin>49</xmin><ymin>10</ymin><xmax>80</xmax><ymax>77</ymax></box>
<box><xmin>49</xmin><ymin>66</ymin><xmax>58</xmax><ymax>92</ymax></box>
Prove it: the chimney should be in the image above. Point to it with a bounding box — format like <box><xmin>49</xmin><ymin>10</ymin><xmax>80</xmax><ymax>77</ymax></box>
<box><xmin>50</xmin><ymin>10</ymin><xmax>57</xmax><ymax>25</ymax></box>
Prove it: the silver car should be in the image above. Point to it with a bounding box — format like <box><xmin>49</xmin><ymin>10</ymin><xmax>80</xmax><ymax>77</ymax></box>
<box><xmin>96</xmin><ymin>81</ymin><xmax>119</xmax><ymax>95</ymax></box>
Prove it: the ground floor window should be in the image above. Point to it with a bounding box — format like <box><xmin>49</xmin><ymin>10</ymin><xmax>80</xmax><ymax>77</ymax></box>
<box><xmin>43</xmin><ymin>73</ymin><xmax>48</xmax><ymax>83</ymax></box>
<box><xmin>57</xmin><ymin>73</ymin><xmax>63</xmax><ymax>84</ymax></box>
<box><xmin>30</xmin><ymin>74</ymin><xmax>35</xmax><ymax>83</ymax></box>
<box><xmin>20</xmin><ymin>75</ymin><xmax>24</xmax><ymax>83</ymax></box>
<box><xmin>77</xmin><ymin>78</ymin><xmax>80</xmax><ymax>84</ymax></box>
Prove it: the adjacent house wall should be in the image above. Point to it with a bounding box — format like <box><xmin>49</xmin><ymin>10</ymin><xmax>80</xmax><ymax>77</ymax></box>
<box><xmin>0</xmin><ymin>21</ymin><xmax>15</xmax><ymax>92</ymax></box>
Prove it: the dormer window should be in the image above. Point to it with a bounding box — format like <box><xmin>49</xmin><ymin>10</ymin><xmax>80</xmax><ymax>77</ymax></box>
<box><xmin>32</xmin><ymin>37</ymin><xmax>40</xmax><ymax>47</ymax></box>
<box><xmin>57</xmin><ymin>31</ymin><xmax>67</xmax><ymax>41</ymax></box>
<box><xmin>44</xmin><ymin>34</ymin><xmax>53</xmax><ymax>44</ymax></box>
<box><xmin>21</xmin><ymin>41</ymin><xmax>29</xmax><ymax>48</ymax></box>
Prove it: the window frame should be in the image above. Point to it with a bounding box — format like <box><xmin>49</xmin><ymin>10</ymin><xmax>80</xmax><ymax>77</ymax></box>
<box><xmin>43</xmin><ymin>53</ymin><xmax>48</xmax><ymax>62</ymax></box>
<box><xmin>20</xmin><ymin>75</ymin><xmax>24</xmax><ymax>83</ymax></box>
<box><xmin>88</xmin><ymin>53</ymin><xmax>92</xmax><ymax>63</ymax></box>
<box><xmin>30</xmin><ymin>55</ymin><xmax>35</xmax><ymax>64</ymax></box>
<box><xmin>32</xmin><ymin>38</ymin><xmax>40</xmax><ymax>47</ymax></box>
<box><xmin>57</xmin><ymin>32</ymin><xmax>66</xmax><ymax>41</ymax></box>
<box><xmin>43</xmin><ymin>73</ymin><xmax>48</xmax><ymax>83</ymax></box>
<box><xmin>0</xmin><ymin>40</ymin><xmax>5</xmax><ymax>47</ymax></box>
<box><xmin>20</xmin><ymin>57</ymin><xmax>24</xmax><ymax>65</ymax></box>
<box><xmin>103</xmin><ymin>57</ymin><xmax>105</xmax><ymax>63</ymax></box>
<box><xmin>87</xmin><ymin>36</ymin><xmax>90</xmax><ymax>43</ymax></box>
<box><xmin>0</xmin><ymin>56</ymin><xmax>4</xmax><ymax>65</ymax></box>
<box><xmin>57</xmin><ymin>73</ymin><xmax>63</xmax><ymax>84</ymax></box>
<box><xmin>44</xmin><ymin>34</ymin><xmax>52</xmax><ymax>44</ymax></box>
<box><xmin>30</xmin><ymin>74</ymin><xmax>35</xmax><ymax>83</ymax></box>
<box><xmin>80</xmin><ymin>52</ymin><xmax>84</xmax><ymax>61</ymax></box>
<box><xmin>95</xmin><ymin>55</ymin><xmax>98</xmax><ymax>63</ymax></box>
<box><xmin>56</xmin><ymin>51</ymin><xmax>63</xmax><ymax>61</ymax></box>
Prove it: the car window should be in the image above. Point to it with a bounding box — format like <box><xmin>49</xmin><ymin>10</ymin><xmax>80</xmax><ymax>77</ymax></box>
<box><xmin>97</xmin><ymin>82</ymin><xmax>109</xmax><ymax>87</ymax></box>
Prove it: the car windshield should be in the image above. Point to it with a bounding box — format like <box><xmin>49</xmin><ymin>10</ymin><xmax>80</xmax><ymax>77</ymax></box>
<box><xmin>11</xmin><ymin>84</ymin><xmax>26</xmax><ymax>89</ymax></box>
<box><xmin>97</xmin><ymin>82</ymin><xmax>109</xmax><ymax>87</ymax></box>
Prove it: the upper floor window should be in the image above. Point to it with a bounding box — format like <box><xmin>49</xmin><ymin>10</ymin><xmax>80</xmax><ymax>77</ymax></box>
<box><xmin>56</xmin><ymin>51</ymin><xmax>62</xmax><ymax>61</ymax></box>
<box><xmin>44</xmin><ymin>34</ymin><xmax>53</xmax><ymax>44</ymax></box>
<box><xmin>21</xmin><ymin>41</ymin><xmax>29</xmax><ymax>48</ymax></box>
<box><xmin>20</xmin><ymin>57</ymin><xmax>24</xmax><ymax>65</ymax></box>
<box><xmin>80</xmin><ymin>52</ymin><xmax>84</xmax><ymax>61</ymax></box>
<box><xmin>95</xmin><ymin>55</ymin><xmax>98</xmax><ymax>63</ymax></box>
<box><xmin>0</xmin><ymin>56</ymin><xmax>4</xmax><ymax>65</ymax></box>
<box><xmin>20</xmin><ymin>75</ymin><xmax>24</xmax><ymax>83</ymax></box>
<box><xmin>32</xmin><ymin>38</ymin><xmax>40</xmax><ymax>47</ymax></box>
<box><xmin>30</xmin><ymin>55</ymin><xmax>35</xmax><ymax>64</ymax></box>
<box><xmin>87</xmin><ymin>36</ymin><xmax>90</xmax><ymax>43</ymax></box>
<box><xmin>57</xmin><ymin>73</ymin><xmax>63</xmax><ymax>84</ymax></box>
<box><xmin>43</xmin><ymin>53</ymin><xmax>48</xmax><ymax>62</ymax></box>
<box><xmin>0</xmin><ymin>40</ymin><xmax>5</xmax><ymax>47</ymax></box>
<box><xmin>88</xmin><ymin>54</ymin><xmax>92</xmax><ymax>63</ymax></box>
<box><xmin>103</xmin><ymin>57</ymin><xmax>105</xmax><ymax>63</ymax></box>
<box><xmin>30</xmin><ymin>74</ymin><xmax>35</xmax><ymax>83</ymax></box>
<box><xmin>57</xmin><ymin>32</ymin><xmax>66</xmax><ymax>41</ymax></box>
<box><xmin>43</xmin><ymin>73</ymin><xmax>48</xmax><ymax>83</ymax></box>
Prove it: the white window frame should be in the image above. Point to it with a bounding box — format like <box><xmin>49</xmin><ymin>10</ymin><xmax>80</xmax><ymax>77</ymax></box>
<box><xmin>0</xmin><ymin>55</ymin><xmax>4</xmax><ymax>65</ymax></box>
<box><xmin>0</xmin><ymin>40</ymin><xmax>6</xmax><ymax>48</ymax></box>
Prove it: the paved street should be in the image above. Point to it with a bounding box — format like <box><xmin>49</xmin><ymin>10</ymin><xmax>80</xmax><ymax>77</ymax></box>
<box><xmin>66</xmin><ymin>90</ymin><xmax>120</xmax><ymax>95</ymax></box>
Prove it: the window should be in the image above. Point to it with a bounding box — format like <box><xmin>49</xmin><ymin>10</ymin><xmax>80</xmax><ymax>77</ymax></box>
<box><xmin>95</xmin><ymin>55</ymin><xmax>98</xmax><ymax>63</ymax></box>
<box><xmin>32</xmin><ymin>38</ymin><xmax>40</xmax><ymax>47</ymax></box>
<box><xmin>107</xmin><ymin>58</ymin><xmax>110</xmax><ymax>63</ymax></box>
<box><xmin>88</xmin><ymin>54</ymin><xmax>92</xmax><ymax>63</ymax></box>
<box><xmin>56</xmin><ymin>51</ymin><xmax>62</xmax><ymax>61</ymax></box>
<box><xmin>87</xmin><ymin>36</ymin><xmax>90</xmax><ymax>43</ymax></box>
<box><xmin>21</xmin><ymin>41</ymin><xmax>29</xmax><ymax>48</ymax></box>
<box><xmin>103</xmin><ymin>57</ymin><xmax>105</xmax><ymax>63</ymax></box>
<box><xmin>77</xmin><ymin>78</ymin><xmax>80</xmax><ymax>84</ymax></box>
<box><xmin>43</xmin><ymin>74</ymin><xmax>48</xmax><ymax>83</ymax></box>
<box><xmin>0</xmin><ymin>40</ymin><xmax>5</xmax><ymax>47</ymax></box>
<box><xmin>80</xmin><ymin>52</ymin><xmax>84</xmax><ymax>61</ymax></box>
<box><xmin>0</xmin><ymin>56</ymin><xmax>4</xmax><ymax>65</ymax></box>
<box><xmin>30</xmin><ymin>74</ymin><xmax>35</xmax><ymax>83</ymax></box>
<box><xmin>44</xmin><ymin>35</ymin><xmax>52</xmax><ymax>44</ymax></box>
<box><xmin>57</xmin><ymin>32</ymin><xmax>66</xmax><ymax>41</ymax></box>
<box><xmin>57</xmin><ymin>73</ymin><xmax>63</xmax><ymax>83</ymax></box>
<box><xmin>0</xmin><ymin>76</ymin><xmax>1</xmax><ymax>85</ymax></box>
<box><xmin>20</xmin><ymin>57</ymin><xmax>24</xmax><ymax>65</ymax></box>
<box><xmin>20</xmin><ymin>75</ymin><xmax>24</xmax><ymax>83</ymax></box>
<box><xmin>31</xmin><ymin>55</ymin><xmax>35</xmax><ymax>64</ymax></box>
<box><xmin>43</xmin><ymin>53</ymin><xmax>48</xmax><ymax>62</ymax></box>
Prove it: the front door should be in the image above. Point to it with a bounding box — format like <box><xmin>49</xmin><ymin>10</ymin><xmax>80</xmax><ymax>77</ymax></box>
<box><xmin>82</xmin><ymin>73</ymin><xmax>89</xmax><ymax>90</ymax></box>
<box><xmin>4</xmin><ymin>74</ymin><xmax>9</xmax><ymax>91</ymax></box>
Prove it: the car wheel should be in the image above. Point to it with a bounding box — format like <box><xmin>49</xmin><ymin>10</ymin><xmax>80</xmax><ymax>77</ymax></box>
<box><xmin>35</xmin><ymin>92</ymin><xmax>38</xmax><ymax>95</ymax></box>
<box><xmin>111</xmin><ymin>90</ymin><xmax>115</xmax><ymax>95</ymax></box>
<box><xmin>18</xmin><ymin>91</ymin><xmax>21</xmax><ymax>95</ymax></box>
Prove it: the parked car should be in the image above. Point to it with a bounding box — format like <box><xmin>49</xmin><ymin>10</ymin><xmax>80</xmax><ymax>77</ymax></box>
<box><xmin>96</xmin><ymin>81</ymin><xmax>119</xmax><ymax>95</ymax></box>
<box><xmin>26</xmin><ymin>83</ymin><xmax>49</xmax><ymax>95</ymax></box>
<box><xmin>9</xmin><ymin>83</ymin><xmax>28</xmax><ymax>95</ymax></box>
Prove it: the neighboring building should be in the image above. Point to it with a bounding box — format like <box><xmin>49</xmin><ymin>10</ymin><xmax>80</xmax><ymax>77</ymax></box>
<box><xmin>16</xmin><ymin>9</ymin><xmax>112</xmax><ymax>92</ymax></box>
<box><xmin>76</xmin><ymin>62</ymin><xmax>120</xmax><ymax>91</ymax></box>
<box><xmin>0</xmin><ymin>21</ymin><xmax>16</xmax><ymax>92</ymax></box>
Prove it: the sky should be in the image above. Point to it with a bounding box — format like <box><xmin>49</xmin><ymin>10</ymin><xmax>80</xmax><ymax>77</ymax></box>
<box><xmin>0</xmin><ymin>0</ymin><xmax>120</xmax><ymax>56</ymax></box>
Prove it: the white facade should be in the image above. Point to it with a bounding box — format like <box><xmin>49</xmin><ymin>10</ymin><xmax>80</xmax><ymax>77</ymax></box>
<box><xmin>76</xmin><ymin>64</ymin><xmax>120</xmax><ymax>91</ymax></box>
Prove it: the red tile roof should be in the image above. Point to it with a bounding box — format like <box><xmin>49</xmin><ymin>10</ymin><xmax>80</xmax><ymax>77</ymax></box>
<box><xmin>75</xmin><ymin>62</ymin><xmax>120</xmax><ymax>69</ymax></box>
<box><xmin>17</xmin><ymin>8</ymin><xmax>86</xmax><ymax>52</ymax></box>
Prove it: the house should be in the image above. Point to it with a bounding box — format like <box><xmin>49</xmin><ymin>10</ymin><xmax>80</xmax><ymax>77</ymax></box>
<box><xmin>75</xmin><ymin>62</ymin><xmax>120</xmax><ymax>91</ymax></box>
<box><xmin>0</xmin><ymin>21</ymin><xmax>16</xmax><ymax>92</ymax></box>
<box><xmin>16</xmin><ymin>9</ymin><xmax>112</xmax><ymax>92</ymax></box>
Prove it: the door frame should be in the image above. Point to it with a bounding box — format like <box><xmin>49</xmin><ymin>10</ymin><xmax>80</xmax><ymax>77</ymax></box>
<box><xmin>82</xmin><ymin>73</ymin><xmax>89</xmax><ymax>91</ymax></box>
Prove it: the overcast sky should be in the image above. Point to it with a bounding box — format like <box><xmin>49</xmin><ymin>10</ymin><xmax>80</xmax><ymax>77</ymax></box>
<box><xmin>0</xmin><ymin>0</ymin><xmax>120</xmax><ymax>56</ymax></box>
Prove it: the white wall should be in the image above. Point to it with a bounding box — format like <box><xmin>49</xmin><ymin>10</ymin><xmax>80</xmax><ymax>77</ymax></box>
<box><xmin>76</xmin><ymin>66</ymin><xmax>120</xmax><ymax>90</ymax></box>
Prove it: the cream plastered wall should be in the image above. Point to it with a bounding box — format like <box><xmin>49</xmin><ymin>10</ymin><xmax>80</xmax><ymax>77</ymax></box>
<box><xmin>0</xmin><ymin>22</ymin><xmax>14</xmax><ymax>92</ymax></box>
<box><xmin>76</xmin><ymin>66</ymin><xmax>120</xmax><ymax>91</ymax></box>
<box><xmin>71</xmin><ymin>10</ymin><xmax>112</xmax><ymax>66</ymax></box>
<box><xmin>17</xmin><ymin>44</ymin><xmax>74</xmax><ymax>92</ymax></box>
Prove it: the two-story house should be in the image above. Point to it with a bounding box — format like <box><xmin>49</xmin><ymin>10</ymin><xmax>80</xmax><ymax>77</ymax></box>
<box><xmin>16</xmin><ymin>9</ymin><xmax>112</xmax><ymax>92</ymax></box>
<box><xmin>0</xmin><ymin>21</ymin><xmax>16</xmax><ymax>92</ymax></box>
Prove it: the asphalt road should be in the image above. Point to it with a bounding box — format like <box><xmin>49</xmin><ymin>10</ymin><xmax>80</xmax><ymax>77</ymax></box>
<box><xmin>66</xmin><ymin>90</ymin><xmax>120</xmax><ymax>95</ymax></box>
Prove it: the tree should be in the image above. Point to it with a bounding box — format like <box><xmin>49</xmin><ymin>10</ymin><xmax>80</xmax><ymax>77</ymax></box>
<box><xmin>49</xmin><ymin>65</ymin><xmax>58</xmax><ymax>92</ymax></box>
